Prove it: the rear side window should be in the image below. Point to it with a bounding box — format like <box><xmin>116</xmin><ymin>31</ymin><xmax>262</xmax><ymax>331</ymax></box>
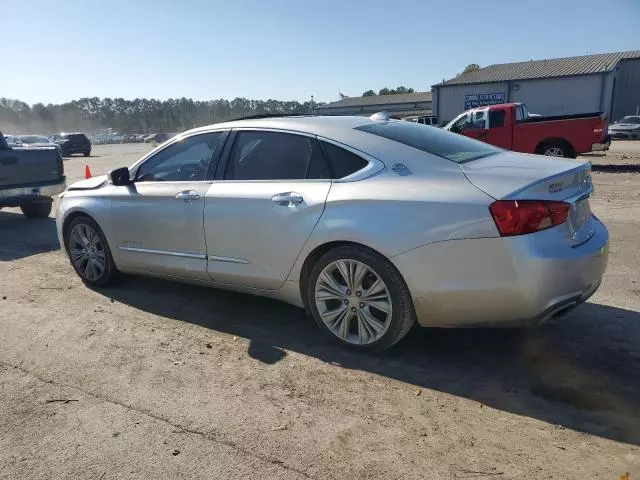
<box><xmin>224</xmin><ymin>131</ymin><xmax>330</xmax><ymax>180</ymax></box>
<box><xmin>63</xmin><ymin>134</ymin><xmax>88</xmax><ymax>141</ymax></box>
<box><xmin>320</xmin><ymin>142</ymin><xmax>368</xmax><ymax>178</ymax></box>
<box><xmin>356</xmin><ymin>121</ymin><xmax>501</xmax><ymax>163</ymax></box>
<box><xmin>489</xmin><ymin>110</ymin><xmax>505</xmax><ymax>128</ymax></box>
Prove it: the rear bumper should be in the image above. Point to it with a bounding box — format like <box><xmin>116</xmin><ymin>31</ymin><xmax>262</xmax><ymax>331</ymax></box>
<box><xmin>391</xmin><ymin>216</ymin><xmax>609</xmax><ymax>327</ymax></box>
<box><xmin>591</xmin><ymin>135</ymin><xmax>611</xmax><ymax>151</ymax></box>
<box><xmin>0</xmin><ymin>178</ymin><xmax>66</xmax><ymax>207</ymax></box>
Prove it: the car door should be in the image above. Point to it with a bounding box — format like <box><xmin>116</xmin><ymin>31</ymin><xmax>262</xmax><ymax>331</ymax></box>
<box><xmin>485</xmin><ymin>108</ymin><xmax>511</xmax><ymax>149</ymax></box>
<box><xmin>203</xmin><ymin>129</ymin><xmax>332</xmax><ymax>290</ymax></box>
<box><xmin>110</xmin><ymin>131</ymin><xmax>227</xmax><ymax>280</ymax></box>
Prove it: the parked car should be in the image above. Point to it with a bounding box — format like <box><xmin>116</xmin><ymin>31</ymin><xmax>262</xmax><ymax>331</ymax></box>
<box><xmin>608</xmin><ymin>115</ymin><xmax>640</xmax><ymax>139</ymax></box>
<box><xmin>1</xmin><ymin>131</ymin><xmax>65</xmax><ymax>218</ymax></box>
<box><xmin>56</xmin><ymin>114</ymin><xmax>608</xmax><ymax>351</ymax></box>
<box><xmin>51</xmin><ymin>132</ymin><xmax>91</xmax><ymax>157</ymax></box>
<box><xmin>19</xmin><ymin>135</ymin><xmax>63</xmax><ymax>156</ymax></box>
<box><xmin>443</xmin><ymin>103</ymin><xmax>610</xmax><ymax>158</ymax></box>
<box><xmin>3</xmin><ymin>134</ymin><xmax>23</xmax><ymax>147</ymax></box>
<box><xmin>144</xmin><ymin>133</ymin><xmax>168</xmax><ymax>143</ymax></box>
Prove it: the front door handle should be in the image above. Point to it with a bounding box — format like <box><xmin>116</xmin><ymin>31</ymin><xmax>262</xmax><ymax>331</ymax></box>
<box><xmin>175</xmin><ymin>190</ymin><xmax>200</xmax><ymax>202</ymax></box>
<box><xmin>271</xmin><ymin>192</ymin><xmax>304</xmax><ymax>207</ymax></box>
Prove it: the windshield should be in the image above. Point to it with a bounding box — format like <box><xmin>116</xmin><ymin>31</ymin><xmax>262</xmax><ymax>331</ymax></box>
<box><xmin>620</xmin><ymin>116</ymin><xmax>640</xmax><ymax>124</ymax></box>
<box><xmin>356</xmin><ymin>120</ymin><xmax>501</xmax><ymax>163</ymax></box>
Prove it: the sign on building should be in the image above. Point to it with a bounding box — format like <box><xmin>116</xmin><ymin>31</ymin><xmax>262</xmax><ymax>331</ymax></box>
<box><xmin>464</xmin><ymin>93</ymin><xmax>505</xmax><ymax>110</ymax></box>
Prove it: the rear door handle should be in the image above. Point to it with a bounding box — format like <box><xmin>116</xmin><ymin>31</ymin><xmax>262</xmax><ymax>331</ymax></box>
<box><xmin>175</xmin><ymin>190</ymin><xmax>200</xmax><ymax>202</ymax></box>
<box><xmin>271</xmin><ymin>192</ymin><xmax>304</xmax><ymax>207</ymax></box>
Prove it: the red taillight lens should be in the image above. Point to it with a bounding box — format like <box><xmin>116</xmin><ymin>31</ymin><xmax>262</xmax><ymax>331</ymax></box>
<box><xmin>489</xmin><ymin>200</ymin><xmax>569</xmax><ymax>236</ymax></box>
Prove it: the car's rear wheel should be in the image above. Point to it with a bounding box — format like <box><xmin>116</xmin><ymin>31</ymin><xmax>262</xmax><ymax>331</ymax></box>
<box><xmin>307</xmin><ymin>245</ymin><xmax>415</xmax><ymax>352</ymax></box>
<box><xmin>538</xmin><ymin>141</ymin><xmax>575</xmax><ymax>158</ymax></box>
<box><xmin>83</xmin><ymin>150</ymin><xmax>90</xmax><ymax>157</ymax></box>
<box><xmin>20</xmin><ymin>200</ymin><xmax>52</xmax><ymax>219</ymax></box>
<box><xmin>66</xmin><ymin>216</ymin><xmax>117</xmax><ymax>286</ymax></box>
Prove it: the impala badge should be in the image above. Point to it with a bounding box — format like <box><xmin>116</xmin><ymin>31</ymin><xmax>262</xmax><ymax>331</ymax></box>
<box><xmin>549</xmin><ymin>182</ymin><xmax>563</xmax><ymax>194</ymax></box>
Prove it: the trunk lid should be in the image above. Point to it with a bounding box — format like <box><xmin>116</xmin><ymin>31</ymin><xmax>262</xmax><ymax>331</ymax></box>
<box><xmin>0</xmin><ymin>147</ymin><xmax>62</xmax><ymax>188</ymax></box>
<box><xmin>460</xmin><ymin>151</ymin><xmax>591</xmax><ymax>201</ymax></box>
<box><xmin>461</xmin><ymin>151</ymin><xmax>594</xmax><ymax>245</ymax></box>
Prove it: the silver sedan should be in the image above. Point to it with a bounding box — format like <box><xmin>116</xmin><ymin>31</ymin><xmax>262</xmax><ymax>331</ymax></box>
<box><xmin>56</xmin><ymin>114</ymin><xmax>609</xmax><ymax>351</ymax></box>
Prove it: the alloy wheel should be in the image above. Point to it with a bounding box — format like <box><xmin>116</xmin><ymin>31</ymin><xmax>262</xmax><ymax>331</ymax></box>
<box><xmin>314</xmin><ymin>259</ymin><xmax>392</xmax><ymax>345</ymax></box>
<box><xmin>544</xmin><ymin>146</ymin><xmax>564</xmax><ymax>157</ymax></box>
<box><xmin>69</xmin><ymin>223</ymin><xmax>106</xmax><ymax>282</ymax></box>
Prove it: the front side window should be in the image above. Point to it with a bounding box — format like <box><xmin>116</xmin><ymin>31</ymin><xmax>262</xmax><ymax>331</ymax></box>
<box><xmin>136</xmin><ymin>132</ymin><xmax>223</xmax><ymax>182</ymax></box>
<box><xmin>224</xmin><ymin>131</ymin><xmax>329</xmax><ymax>180</ymax></box>
<box><xmin>622</xmin><ymin>116</ymin><xmax>640</xmax><ymax>124</ymax></box>
<box><xmin>468</xmin><ymin>111</ymin><xmax>487</xmax><ymax>130</ymax></box>
<box><xmin>448</xmin><ymin>113</ymin><xmax>470</xmax><ymax>133</ymax></box>
<box><xmin>357</xmin><ymin>120</ymin><xmax>501</xmax><ymax>164</ymax></box>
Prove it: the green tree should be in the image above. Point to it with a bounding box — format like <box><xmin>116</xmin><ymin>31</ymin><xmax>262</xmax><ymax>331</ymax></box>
<box><xmin>462</xmin><ymin>63</ymin><xmax>481</xmax><ymax>74</ymax></box>
<box><xmin>362</xmin><ymin>90</ymin><xmax>376</xmax><ymax>97</ymax></box>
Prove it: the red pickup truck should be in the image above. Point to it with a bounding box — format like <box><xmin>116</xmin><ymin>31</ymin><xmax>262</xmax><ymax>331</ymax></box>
<box><xmin>443</xmin><ymin>103</ymin><xmax>610</xmax><ymax>158</ymax></box>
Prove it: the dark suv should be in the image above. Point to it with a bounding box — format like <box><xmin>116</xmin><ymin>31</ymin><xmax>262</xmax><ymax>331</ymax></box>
<box><xmin>52</xmin><ymin>133</ymin><xmax>91</xmax><ymax>157</ymax></box>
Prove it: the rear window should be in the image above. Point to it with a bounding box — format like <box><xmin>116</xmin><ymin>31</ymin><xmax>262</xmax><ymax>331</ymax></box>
<box><xmin>356</xmin><ymin>121</ymin><xmax>501</xmax><ymax>164</ymax></box>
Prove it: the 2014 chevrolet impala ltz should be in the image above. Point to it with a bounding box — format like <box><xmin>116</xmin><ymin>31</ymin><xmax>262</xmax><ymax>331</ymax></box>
<box><xmin>56</xmin><ymin>113</ymin><xmax>609</xmax><ymax>351</ymax></box>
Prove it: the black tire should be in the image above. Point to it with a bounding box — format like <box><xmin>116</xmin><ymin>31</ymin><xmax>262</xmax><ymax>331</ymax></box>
<box><xmin>537</xmin><ymin>141</ymin><xmax>576</xmax><ymax>159</ymax></box>
<box><xmin>83</xmin><ymin>150</ymin><xmax>90</xmax><ymax>157</ymax></box>
<box><xmin>65</xmin><ymin>215</ymin><xmax>118</xmax><ymax>286</ymax></box>
<box><xmin>307</xmin><ymin>245</ymin><xmax>415</xmax><ymax>352</ymax></box>
<box><xmin>20</xmin><ymin>200</ymin><xmax>52</xmax><ymax>219</ymax></box>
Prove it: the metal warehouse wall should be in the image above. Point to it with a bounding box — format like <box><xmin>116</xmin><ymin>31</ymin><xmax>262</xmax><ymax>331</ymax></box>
<box><xmin>434</xmin><ymin>74</ymin><xmax>615</xmax><ymax>122</ymax></box>
<box><xmin>611</xmin><ymin>58</ymin><xmax>640</xmax><ymax>121</ymax></box>
<box><xmin>511</xmin><ymin>75</ymin><xmax>603</xmax><ymax>116</ymax></box>
<box><xmin>433</xmin><ymin>82</ymin><xmax>509</xmax><ymax>122</ymax></box>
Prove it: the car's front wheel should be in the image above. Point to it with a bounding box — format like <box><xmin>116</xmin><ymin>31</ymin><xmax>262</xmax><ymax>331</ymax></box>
<box><xmin>66</xmin><ymin>216</ymin><xmax>117</xmax><ymax>286</ymax></box>
<box><xmin>307</xmin><ymin>245</ymin><xmax>415</xmax><ymax>352</ymax></box>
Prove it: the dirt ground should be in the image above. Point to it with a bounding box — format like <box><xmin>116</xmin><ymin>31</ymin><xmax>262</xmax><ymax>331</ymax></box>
<box><xmin>1</xmin><ymin>142</ymin><xmax>640</xmax><ymax>479</ymax></box>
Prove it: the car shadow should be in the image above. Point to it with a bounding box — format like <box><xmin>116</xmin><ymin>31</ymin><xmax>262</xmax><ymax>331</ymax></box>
<box><xmin>96</xmin><ymin>275</ymin><xmax>640</xmax><ymax>446</ymax></box>
<box><xmin>0</xmin><ymin>210</ymin><xmax>60</xmax><ymax>261</ymax></box>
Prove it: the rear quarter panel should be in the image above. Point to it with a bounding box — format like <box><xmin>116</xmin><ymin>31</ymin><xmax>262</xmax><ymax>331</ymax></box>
<box><xmin>286</xmin><ymin>148</ymin><xmax>498</xmax><ymax>283</ymax></box>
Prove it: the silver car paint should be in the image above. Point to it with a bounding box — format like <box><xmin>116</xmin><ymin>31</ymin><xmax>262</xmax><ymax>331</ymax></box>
<box><xmin>56</xmin><ymin>116</ymin><xmax>608</xmax><ymax>328</ymax></box>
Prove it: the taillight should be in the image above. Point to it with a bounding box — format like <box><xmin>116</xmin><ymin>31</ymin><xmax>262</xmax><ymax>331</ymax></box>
<box><xmin>489</xmin><ymin>200</ymin><xmax>569</xmax><ymax>236</ymax></box>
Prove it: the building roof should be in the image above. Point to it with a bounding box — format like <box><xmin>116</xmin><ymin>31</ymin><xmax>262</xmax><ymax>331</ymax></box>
<box><xmin>435</xmin><ymin>50</ymin><xmax>640</xmax><ymax>87</ymax></box>
<box><xmin>318</xmin><ymin>91</ymin><xmax>432</xmax><ymax>109</ymax></box>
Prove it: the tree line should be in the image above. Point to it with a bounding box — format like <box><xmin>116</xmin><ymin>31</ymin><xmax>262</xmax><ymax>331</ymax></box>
<box><xmin>361</xmin><ymin>86</ymin><xmax>415</xmax><ymax>97</ymax></box>
<box><xmin>0</xmin><ymin>96</ymin><xmax>322</xmax><ymax>135</ymax></box>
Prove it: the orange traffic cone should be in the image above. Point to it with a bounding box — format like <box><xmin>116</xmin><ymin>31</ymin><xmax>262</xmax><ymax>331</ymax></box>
<box><xmin>85</xmin><ymin>165</ymin><xmax>92</xmax><ymax>179</ymax></box>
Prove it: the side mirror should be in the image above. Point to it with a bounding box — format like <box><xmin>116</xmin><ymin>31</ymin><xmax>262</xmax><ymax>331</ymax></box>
<box><xmin>108</xmin><ymin>167</ymin><xmax>133</xmax><ymax>186</ymax></box>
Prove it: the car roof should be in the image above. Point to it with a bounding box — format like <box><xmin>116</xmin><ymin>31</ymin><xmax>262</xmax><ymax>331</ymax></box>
<box><xmin>186</xmin><ymin>115</ymin><xmax>377</xmax><ymax>139</ymax></box>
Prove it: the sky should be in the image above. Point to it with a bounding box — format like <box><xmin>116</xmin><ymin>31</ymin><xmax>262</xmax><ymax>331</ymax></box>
<box><xmin>3</xmin><ymin>0</ymin><xmax>640</xmax><ymax>105</ymax></box>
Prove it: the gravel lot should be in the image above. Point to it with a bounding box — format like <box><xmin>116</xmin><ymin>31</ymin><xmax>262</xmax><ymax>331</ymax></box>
<box><xmin>1</xmin><ymin>142</ymin><xmax>640</xmax><ymax>479</ymax></box>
